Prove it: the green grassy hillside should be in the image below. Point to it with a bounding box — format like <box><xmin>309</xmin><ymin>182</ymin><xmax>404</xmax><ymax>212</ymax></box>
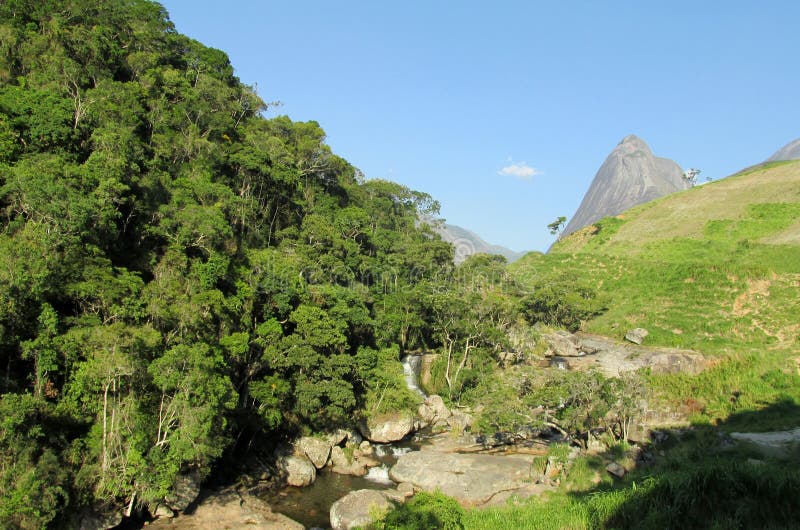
<box><xmin>511</xmin><ymin>160</ymin><xmax>800</xmax><ymax>428</ymax></box>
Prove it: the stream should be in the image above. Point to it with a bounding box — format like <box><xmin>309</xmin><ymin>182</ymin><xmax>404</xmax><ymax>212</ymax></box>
<box><xmin>262</xmin><ymin>355</ymin><xmax>428</xmax><ymax>528</ymax></box>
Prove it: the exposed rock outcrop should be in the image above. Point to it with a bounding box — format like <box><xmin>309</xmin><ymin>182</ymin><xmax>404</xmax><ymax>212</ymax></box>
<box><xmin>562</xmin><ymin>135</ymin><xmax>687</xmax><ymax>237</ymax></box>
<box><xmin>296</xmin><ymin>436</ymin><xmax>332</xmax><ymax>469</ymax></box>
<box><xmin>625</xmin><ymin>327</ymin><xmax>649</xmax><ymax>345</ymax></box>
<box><xmin>280</xmin><ymin>455</ymin><xmax>316</xmax><ymax>487</ymax></box>
<box><xmin>359</xmin><ymin>412</ymin><xmax>415</xmax><ymax>443</ymax></box>
<box><xmin>329</xmin><ymin>489</ymin><xmax>399</xmax><ymax>530</ymax></box>
<box><xmin>148</xmin><ymin>490</ymin><xmax>303</xmax><ymax>530</ymax></box>
<box><xmin>390</xmin><ymin>450</ymin><xmax>548</xmax><ymax>506</ymax></box>
<box><xmin>164</xmin><ymin>471</ymin><xmax>203</xmax><ymax>512</ymax></box>
<box><xmin>766</xmin><ymin>138</ymin><xmax>800</xmax><ymax>162</ymax></box>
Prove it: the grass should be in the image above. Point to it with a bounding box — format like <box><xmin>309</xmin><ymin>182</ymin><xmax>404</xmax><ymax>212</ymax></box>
<box><xmin>510</xmin><ymin>161</ymin><xmax>800</xmax><ymax>430</ymax></box>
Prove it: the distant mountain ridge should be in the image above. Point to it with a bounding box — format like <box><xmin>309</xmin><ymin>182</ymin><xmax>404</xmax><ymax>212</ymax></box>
<box><xmin>562</xmin><ymin>135</ymin><xmax>688</xmax><ymax>237</ymax></box>
<box><xmin>433</xmin><ymin>222</ymin><xmax>525</xmax><ymax>264</ymax></box>
<box><xmin>767</xmin><ymin>138</ymin><xmax>800</xmax><ymax>162</ymax></box>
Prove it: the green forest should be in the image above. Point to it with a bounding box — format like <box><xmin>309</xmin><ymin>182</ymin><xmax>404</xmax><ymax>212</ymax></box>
<box><xmin>0</xmin><ymin>1</ymin><xmax>526</xmax><ymax>526</ymax></box>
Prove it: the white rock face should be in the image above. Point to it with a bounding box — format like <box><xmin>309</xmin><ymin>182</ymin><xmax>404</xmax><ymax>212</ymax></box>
<box><xmin>766</xmin><ymin>138</ymin><xmax>800</xmax><ymax>162</ymax></box>
<box><xmin>562</xmin><ymin>135</ymin><xmax>687</xmax><ymax>237</ymax></box>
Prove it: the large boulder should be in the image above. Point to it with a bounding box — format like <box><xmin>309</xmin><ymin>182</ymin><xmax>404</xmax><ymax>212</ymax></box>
<box><xmin>165</xmin><ymin>471</ymin><xmax>203</xmax><ymax>512</ymax></box>
<box><xmin>543</xmin><ymin>331</ymin><xmax>582</xmax><ymax>357</ymax></box>
<box><xmin>329</xmin><ymin>489</ymin><xmax>397</xmax><ymax>530</ymax></box>
<box><xmin>390</xmin><ymin>450</ymin><xmax>540</xmax><ymax>506</ymax></box>
<box><xmin>329</xmin><ymin>446</ymin><xmax>380</xmax><ymax>476</ymax></box>
<box><xmin>281</xmin><ymin>455</ymin><xmax>316</xmax><ymax>487</ymax></box>
<box><xmin>296</xmin><ymin>436</ymin><xmax>332</xmax><ymax>469</ymax></box>
<box><xmin>417</xmin><ymin>394</ymin><xmax>451</xmax><ymax>425</ymax></box>
<box><xmin>147</xmin><ymin>490</ymin><xmax>303</xmax><ymax>529</ymax></box>
<box><xmin>625</xmin><ymin>328</ymin><xmax>649</xmax><ymax>345</ymax></box>
<box><xmin>359</xmin><ymin>412</ymin><xmax>415</xmax><ymax>443</ymax></box>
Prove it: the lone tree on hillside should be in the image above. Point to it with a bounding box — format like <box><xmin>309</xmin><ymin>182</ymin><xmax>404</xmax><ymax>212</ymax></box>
<box><xmin>683</xmin><ymin>168</ymin><xmax>701</xmax><ymax>187</ymax></box>
<box><xmin>548</xmin><ymin>216</ymin><xmax>567</xmax><ymax>237</ymax></box>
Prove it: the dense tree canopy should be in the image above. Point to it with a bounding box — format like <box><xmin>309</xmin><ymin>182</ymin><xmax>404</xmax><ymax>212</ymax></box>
<box><xmin>0</xmin><ymin>1</ymin><xmax>463</xmax><ymax>525</ymax></box>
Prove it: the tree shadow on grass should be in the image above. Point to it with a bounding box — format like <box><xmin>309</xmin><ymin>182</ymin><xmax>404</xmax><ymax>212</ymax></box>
<box><xmin>570</xmin><ymin>399</ymin><xmax>800</xmax><ymax>529</ymax></box>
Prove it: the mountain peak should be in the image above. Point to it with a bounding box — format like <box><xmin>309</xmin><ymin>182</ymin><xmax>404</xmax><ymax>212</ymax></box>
<box><xmin>561</xmin><ymin>136</ymin><xmax>686</xmax><ymax>238</ymax></box>
<box><xmin>766</xmin><ymin>138</ymin><xmax>800</xmax><ymax>162</ymax></box>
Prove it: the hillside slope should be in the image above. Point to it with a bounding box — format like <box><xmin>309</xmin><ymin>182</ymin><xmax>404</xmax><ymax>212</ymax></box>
<box><xmin>562</xmin><ymin>135</ymin><xmax>688</xmax><ymax>237</ymax></box>
<box><xmin>512</xmin><ymin>159</ymin><xmax>800</xmax><ymax>425</ymax></box>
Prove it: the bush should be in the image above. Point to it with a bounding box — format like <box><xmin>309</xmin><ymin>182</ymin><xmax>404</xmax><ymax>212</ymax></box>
<box><xmin>519</xmin><ymin>272</ymin><xmax>605</xmax><ymax>331</ymax></box>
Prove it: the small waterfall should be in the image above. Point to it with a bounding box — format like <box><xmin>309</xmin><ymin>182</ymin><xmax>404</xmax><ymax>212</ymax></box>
<box><xmin>401</xmin><ymin>355</ymin><xmax>426</xmax><ymax>397</ymax></box>
<box><xmin>364</xmin><ymin>465</ymin><xmax>393</xmax><ymax>484</ymax></box>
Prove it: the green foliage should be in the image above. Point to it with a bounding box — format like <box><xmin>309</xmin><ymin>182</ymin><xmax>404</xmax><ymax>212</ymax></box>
<box><xmin>0</xmin><ymin>0</ymin><xmax>468</xmax><ymax>520</ymax></box>
<box><xmin>519</xmin><ymin>271</ymin><xmax>605</xmax><ymax>332</ymax></box>
<box><xmin>378</xmin><ymin>491</ymin><xmax>465</xmax><ymax>530</ymax></box>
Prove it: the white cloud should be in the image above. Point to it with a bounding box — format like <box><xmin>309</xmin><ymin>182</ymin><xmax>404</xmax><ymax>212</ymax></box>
<box><xmin>498</xmin><ymin>162</ymin><xmax>540</xmax><ymax>180</ymax></box>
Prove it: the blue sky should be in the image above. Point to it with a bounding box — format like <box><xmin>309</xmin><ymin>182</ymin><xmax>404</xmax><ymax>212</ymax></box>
<box><xmin>160</xmin><ymin>1</ymin><xmax>800</xmax><ymax>252</ymax></box>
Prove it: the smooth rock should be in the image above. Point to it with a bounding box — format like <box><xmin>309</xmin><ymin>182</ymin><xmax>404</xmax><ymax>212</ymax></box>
<box><xmin>543</xmin><ymin>331</ymin><xmax>582</xmax><ymax>357</ymax></box>
<box><xmin>165</xmin><ymin>471</ymin><xmax>203</xmax><ymax>512</ymax></box>
<box><xmin>330</xmin><ymin>446</ymin><xmax>368</xmax><ymax>476</ymax></box>
<box><xmin>359</xmin><ymin>412</ymin><xmax>415</xmax><ymax>443</ymax></box>
<box><xmin>625</xmin><ymin>328</ymin><xmax>649</xmax><ymax>345</ymax></box>
<box><xmin>296</xmin><ymin>436</ymin><xmax>332</xmax><ymax>469</ymax></box>
<box><xmin>397</xmin><ymin>482</ymin><xmax>415</xmax><ymax>498</ymax></box>
<box><xmin>152</xmin><ymin>503</ymin><xmax>175</xmax><ymax>519</ymax></box>
<box><xmin>147</xmin><ymin>490</ymin><xmax>303</xmax><ymax>530</ymax></box>
<box><xmin>281</xmin><ymin>455</ymin><xmax>316</xmax><ymax>487</ymax></box>
<box><xmin>390</xmin><ymin>450</ymin><xmax>536</xmax><ymax>505</ymax></box>
<box><xmin>606</xmin><ymin>462</ymin><xmax>626</xmax><ymax>478</ymax></box>
<box><xmin>329</xmin><ymin>489</ymin><xmax>396</xmax><ymax>530</ymax></box>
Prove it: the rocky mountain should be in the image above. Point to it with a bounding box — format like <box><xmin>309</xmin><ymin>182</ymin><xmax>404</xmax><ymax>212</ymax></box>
<box><xmin>766</xmin><ymin>138</ymin><xmax>800</xmax><ymax>162</ymax></box>
<box><xmin>433</xmin><ymin>222</ymin><xmax>526</xmax><ymax>264</ymax></box>
<box><xmin>562</xmin><ymin>135</ymin><xmax>688</xmax><ymax>237</ymax></box>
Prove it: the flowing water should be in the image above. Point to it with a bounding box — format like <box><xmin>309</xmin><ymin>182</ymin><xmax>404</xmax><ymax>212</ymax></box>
<box><xmin>262</xmin><ymin>438</ymin><xmax>426</xmax><ymax>528</ymax></box>
<box><xmin>401</xmin><ymin>354</ymin><xmax>426</xmax><ymax>397</ymax></box>
<box><xmin>263</xmin><ymin>357</ymin><xmax>428</xmax><ymax>528</ymax></box>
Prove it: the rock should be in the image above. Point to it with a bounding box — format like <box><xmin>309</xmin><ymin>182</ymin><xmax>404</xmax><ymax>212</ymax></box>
<box><xmin>358</xmin><ymin>440</ymin><xmax>373</xmax><ymax>456</ymax></box>
<box><xmin>296</xmin><ymin>436</ymin><xmax>332</xmax><ymax>469</ymax></box>
<box><xmin>330</xmin><ymin>446</ymin><xmax>368</xmax><ymax>476</ymax></box>
<box><xmin>326</xmin><ymin>429</ymin><xmax>349</xmax><ymax>447</ymax></box>
<box><xmin>418</xmin><ymin>395</ymin><xmax>451</xmax><ymax>425</ymax></box>
<box><xmin>281</xmin><ymin>455</ymin><xmax>316</xmax><ymax>487</ymax></box>
<box><xmin>152</xmin><ymin>503</ymin><xmax>175</xmax><ymax>519</ymax></box>
<box><xmin>359</xmin><ymin>412</ymin><xmax>415</xmax><ymax>443</ymax></box>
<box><xmin>329</xmin><ymin>489</ymin><xmax>396</xmax><ymax>530</ymax></box>
<box><xmin>148</xmin><ymin>490</ymin><xmax>303</xmax><ymax>530</ymax></box>
<box><xmin>730</xmin><ymin>428</ymin><xmax>800</xmax><ymax>457</ymax></box>
<box><xmin>390</xmin><ymin>450</ymin><xmax>540</xmax><ymax>505</ymax></box>
<box><xmin>165</xmin><ymin>471</ymin><xmax>203</xmax><ymax>512</ymax></box>
<box><xmin>606</xmin><ymin>462</ymin><xmax>626</xmax><ymax>478</ymax></box>
<box><xmin>543</xmin><ymin>331</ymin><xmax>582</xmax><ymax>357</ymax></box>
<box><xmin>625</xmin><ymin>328</ymin><xmax>649</xmax><ymax>345</ymax></box>
<box><xmin>78</xmin><ymin>506</ymin><xmax>122</xmax><ymax>530</ymax></box>
<box><xmin>647</xmin><ymin>352</ymin><xmax>707</xmax><ymax>375</ymax></box>
<box><xmin>397</xmin><ymin>482</ymin><xmax>415</xmax><ymax>498</ymax></box>
<box><xmin>586</xmin><ymin>432</ymin><xmax>605</xmax><ymax>453</ymax></box>
<box><xmin>562</xmin><ymin>135</ymin><xmax>688</xmax><ymax>237</ymax></box>
<box><xmin>447</xmin><ymin>410</ymin><xmax>473</xmax><ymax>433</ymax></box>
